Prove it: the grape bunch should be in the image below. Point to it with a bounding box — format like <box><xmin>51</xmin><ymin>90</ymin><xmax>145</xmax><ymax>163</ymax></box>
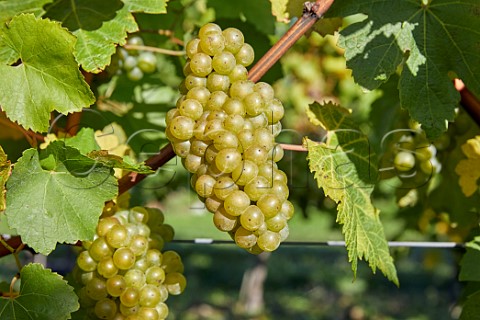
<box><xmin>111</xmin><ymin>36</ymin><xmax>158</xmax><ymax>81</ymax></box>
<box><xmin>166</xmin><ymin>23</ymin><xmax>294</xmax><ymax>253</ymax></box>
<box><xmin>74</xmin><ymin>206</ymin><xmax>186</xmax><ymax>320</ymax></box>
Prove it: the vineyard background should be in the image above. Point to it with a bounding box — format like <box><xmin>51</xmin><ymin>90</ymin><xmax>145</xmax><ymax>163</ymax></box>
<box><xmin>1</xmin><ymin>0</ymin><xmax>479</xmax><ymax>319</ymax></box>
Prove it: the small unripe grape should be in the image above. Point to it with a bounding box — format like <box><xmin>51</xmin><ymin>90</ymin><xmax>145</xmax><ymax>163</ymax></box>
<box><xmin>137</xmin><ymin>52</ymin><xmax>157</xmax><ymax>73</ymax></box>
<box><xmin>186</xmin><ymin>38</ymin><xmax>201</xmax><ymax>59</ymax></box>
<box><xmin>394</xmin><ymin>151</ymin><xmax>416</xmax><ymax>172</ymax></box>
<box><xmin>95</xmin><ymin>298</ymin><xmax>117</xmax><ymax>319</ymax></box>
<box><xmin>235</xmin><ymin>43</ymin><xmax>255</xmax><ymax>66</ymax></box>
<box><xmin>127</xmin><ymin>67</ymin><xmax>144</xmax><ymax>81</ymax></box>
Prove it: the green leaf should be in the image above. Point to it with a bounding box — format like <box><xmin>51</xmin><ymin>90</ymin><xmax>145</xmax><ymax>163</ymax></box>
<box><xmin>327</xmin><ymin>0</ymin><xmax>480</xmax><ymax>138</ymax></box>
<box><xmin>64</xmin><ymin>127</ymin><xmax>100</xmax><ymax>155</ymax></box>
<box><xmin>461</xmin><ymin>291</ymin><xmax>480</xmax><ymax>320</ymax></box>
<box><xmin>0</xmin><ymin>145</ymin><xmax>9</xmax><ymax>211</ymax></box>
<box><xmin>0</xmin><ymin>0</ymin><xmax>53</xmax><ymax>24</ymax></box>
<box><xmin>5</xmin><ymin>141</ymin><xmax>117</xmax><ymax>255</ymax></box>
<box><xmin>0</xmin><ymin>14</ymin><xmax>95</xmax><ymax>132</ymax></box>
<box><xmin>123</xmin><ymin>0</ymin><xmax>168</xmax><ymax>13</ymax></box>
<box><xmin>208</xmin><ymin>0</ymin><xmax>275</xmax><ymax>35</ymax></box>
<box><xmin>460</xmin><ymin>246</ymin><xmax>480</xmax><ymax>282</ymax></box>
<box><xmin>0</xmin><ymin>263</ymin><xmax>79</xmax><ymax>320</ymax></box>
<box><xmin>44</xmin><ymin>1</ymin><xmax>138</xmax><ymax>73</ymax></box>
<box><xmin>87</xmin><ymin>150</ymin><xmax>154</xmax><ymax>174</ymax></box>
<box><xmin>305</xmin><ymin>102</ymin><xmax>398</xmax><ymax>285</ymax></box>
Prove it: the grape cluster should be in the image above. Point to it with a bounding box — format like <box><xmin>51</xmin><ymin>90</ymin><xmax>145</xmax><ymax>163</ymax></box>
<box><xmin>112</xmin><ymin>36</ymin><xmax>158</xmax><ymax>81</ymax></box>
<box><xmin>166</xmin><ymin>23</ymin><xmax>294</xmax><ymax>253</ymax></box>
<box><xmin>74</xmin><ymin>207</ymin><xmax>186</xmax><ymax>320</ymax></box>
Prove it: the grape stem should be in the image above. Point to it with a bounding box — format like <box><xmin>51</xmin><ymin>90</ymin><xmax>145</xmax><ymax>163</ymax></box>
<box><xmin>455</xmin><ymin>79</ymin><xmax>480</xmax><ymax>126</ymax></box>
<box><xmin>123</xmin><ymin>44</ymin><xmax>185</xmax><ymax>56</ymax></box>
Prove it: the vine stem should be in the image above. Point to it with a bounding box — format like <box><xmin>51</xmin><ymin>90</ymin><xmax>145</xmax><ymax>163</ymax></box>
<box><xmin>455</xmin><ymin>79</ymin><xmax>480</xmax><ymax>125</ymax></box>
<box><xmin>123</xmin><ymin>44</ymin><xmax>185</xmax><ymax>56</ymax></box>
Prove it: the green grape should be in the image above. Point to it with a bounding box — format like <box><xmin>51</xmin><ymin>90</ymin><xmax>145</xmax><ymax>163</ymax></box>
<box><xmin>222</xmin><ymin>27</ymin><xmax>244</xmax><ymax>53</ymax></box>
<box><xmin>185</xmin><ymin>74</ymin><xmax>207</xmax><ymax>90</ymax></box>
<box><xmin>190</xmin><ymin>53</ymin><xmax>213</xmax><ymax>77</ymax></box>
<box><xmin>223</xmin><ymin>98</ymin><xmax>246</xmax><ymax>116</ymax></box>
<box><xmin>244</xmin><ymin>92</ymin><xmax>265</xmax><ymax>116</ymax></box>
<box><xmin>157</xmin><ymin>224</ymin><xmax>175</xmax><ymax>242</ymax></box>
<box><xmin>179</xmin><ymin>99</ymin><xmax>203</xmax><ymax>120</ymax></box>
<box><xmin>269</xmin><ymin>144</ymin><xmax>284</xmax><ymax>162</ymax></box>
<box><xmin>165</xmin><ymin>108</ymin><xmax>180</xmax><ymax>126</ymax></box>
<box><xmin>257</xmin><ymin>161</ymin><xmax>277</xmax><ymax>181</ymax></box>
<box><xmin>415</xmin><ymin>145</ymin><xmax>435</xmax><ymax>161</ymax></box>
<box><xmin>113</xmin><ymin>247</ymin><xmax>136</xmax><ymax>270</ymax></box>
<box><xmin>139</xmin><ymin>284</ymin><xmax>162</xmax><ymax>307</ymax></box>
<box><xmin>254</xmin><ymin>82</ymin><xmax>275</xmax><ymax>102</ymax></box>
<box><xmin>156</xmin><ymin>302</ymin><xmax>169</xmax><ymax>319</ymax></box>
<box><xmin>95</xmin><ymin>298</ymin><xmax>117</xmax><ymax>319</ymax></box>
<box><xmin>265</xmin><ymin>98</ymin><xmax>285</xmax><ymax>124</ymax></box>
<box><xmin>215</xmin><ymin>148</ymin><xmax>242</xmax><ymax>173</ymax></box>
<box><xmin>228</xmin><ymin>64</ymin><xmax>248</xmax><ymax>82</ymax></box>
<box><xmin>234</xmin><ymin>226</ymin><xmax>257</xmax><ymax>248</ymax></box>
<box><xmin>257</xmin><ymin>193</ymin><xmax>282</xmax><ymax>218</ymax></box>
<box><xmin>186</xmin><ymin>86</ymin><xmax>211</xmax><ymax>107</ymax></box>
<box><xmin>235</xmin><ymin>43</ymin><xmax>255</xmax><ymax>66</ymax></box>
<box><xmin>86</xmin><ymin>277</ymin><xmax>108</xmax><ymax>301</ymax></box>
<box><xmin>97</xmin><ymin>217</ymin><xmax>120</xmax><ymax>237</ymax></box>
<box><xmin>199</xmin><ymin>23</ymin><xmax>222</xmax><ymax>39</ymax></box>
<box><xmin>237</xmin><ymin>129</ymin><xmax>255</xmax><ymax>151</ymax></box>
<box><xmin>183</xmin><ymin>153</ymin><xmax>202</xmax><ymax>173</ymax></box>
<box><xmin>172</xmin><ymin>140</ymin><xmax>191</xmax><ymax>158</ymax></box>
<box><xmin>78</xmin><ymin>287</ymin><xmax>96</xmax><ymax>308</ymax></box>
<box><xmin>207</xmin><ymin>72</ymin><xmax>230</xmax><ymax>92</ymax></box>
<box><xmin>244</xmin><ymin>176</ymin><xmax>270</xmax><ymax>201</ymax></box>
<box><xmin>420</xmin><ymin>159</ymin><xmax>434</xmax><ymax>174</ymax></box>
<box><xmin>230</xmin><ymin>80</ymin><xmax>254</xmax><ymax>100</ymax></box>
<box><xmin>124</xmin><ymin>269</ymin><xmax>146</xmax><ymax>289</ymax></box>
<box><xmin>200</xmin><ymin>31</ymin><xmax>225</xmax><ymax>56</ymax></box>
<box><xmin>207</xmin><ymin>162</ymin><xmax>226</xmax><ymax>178</ymax></box>
<box><xmin>266</xmin><ymin>214</ymin><xmax>287</xmax><ymax>232</ymax></box>
<box><xmin>195</xmin><ymin>174</ymin><xmax>216</xmax><ymax>198</ymax></box>
<box><xmin>130</xmin><ymin>235</ymin><xmax>149</xmax><ymax>256</ymax></box>
<box><xmin>279</xmin><ymin>200</ymin><xmax>294</xmax><ymax>220</ymax></box>
<box><xmin>169</xmin><ymin>116</ymin><xmax>195</xmax><ymax>140</ymax></box>
<box><xmin>243</xmin><ymin>146</ymin><xmax>268</xmax><ymax>165</ymax></box>
<box><xmin>206</xmin><ymin>90</ymin><xmax>229</xmax><ymax>111</ymax></box>
<box><xmin>138</xmin><ymin>307</ymin><xmax>159</xmax><ymax>320</ymax></box>
<box><xmin>119</xmin><ymin>303</ymin><xmax>139</xmax><ymax>317</ymax></box>
<box><xmin>212</xmin><ymin>51</ymin><xmax>236</xmax><ymax>75</ymax></box>
<box><xmin>254</xmin><ymin>128</ymin><xmax>274</xmax><ymax>151</ymax></box>
<box><xmin>137</xmin><ymin>223</ymin><xmax>151</xmax><ymax>238</ymax></box>
<box><xmin>394</xmin><ymin>151</ymin><xmax>416</xmax><ymax>172</ymax></box>
<box><xmin>134</xmin><ymin>258</ymin><xmax>149</xmax><ymax>272</ymax></box>
<box><xmin>240</xmin><ymin>205</ymin><xmax>265</xmax><ymax>231</ymax></box>
<box><xmin>213</xmin><ymin>207</ymin><xmax>238</xmax><ymax>231</ymax></box>
<box><xmin>146</xmin><ymin>266</ymin><xmax>166</xmax><ymax>285</ymax></box>
<box><xmin>106</xmin><ymin>224</ymin><xmax>130</xmax><ymax>248</ymax></box>
<box><xmin>205</xmin><ymin>195</ymin><xmax>223</xmax><ymax>213</ymax></box>
<box><xmin>123</xmin><ymin>55</ymin><xmax>137</xmax><ymax>71</ymax></box>
<box><xmin>257</xmin><ymin>230</ymin><xmax>281</xmax><ymax>252</ymax></box>
<box><xmin>248</xmin><ymin>113</ymin><xmax>268</xmax><ymax>129</ymax></box>
<box><xmin>224</xmin><ymin>190</ymin><xmax>251</xmax><ymax>216</ymax></box>
<box><xmin>213</xmin><ymin>176</ymin><xmax>238</xmax><ymax>200</ymax></box>
<box><xmin>271</xmin><ymin>181</ymin><xmax>289</xmax><ymax>201</ymax></box>
<box><xmin>164</xmin><ymin>273</ymin><xmax>187</xmax><ymax>295</ymax></box>
<box><xmin>79</xmin><ymin>271</ymin><xmax>95</xmax><ymax>285</ymax></box>
<box><xmin>89</xmin><ymin>237</ymin><xmax>113</xmax><ymax>262</ymax></box>
<box><xmin>231</xmin><ymin>160</ymin><xmax>258</xmax><ymax>186</ymax></box>
<box><xmin>106</xmin><ymin>274</ymin><xmax>127</xmax><ymax>297</ymax></box>
<box><xmin>161</xmin><ymin>251</ymin><xmax>184</xmax><ymax>273</ymax></box>
<box><xmin>190</xmin><ymin>139</ymin><xmax>209</xmax><ymax>157</ymax></box>
<box><xmin>224</xmin><ymin>114</ymin><xmax>245</xmax><ymax>133</ymax></box>
<box><xmin>77</xmin><ymin>250</ymin><xmax>97</xmax><ymax>272</ymax></box>
<box><xmin>137</xmin><ymin>52</ymin><xmax>157</xmax><ymax>73</ymax></box>
<box><xmin>206</xmin><ymin>110</ymin><xmax>227</xmax><ymax>122</ymax></box>
<box><xmin>120</xmin><ymin>287</ymin><xmax>140</xmax><ymax>308</ymax></box>
<box><xmin>127</xmin><ymin>36</ymin><xmax>144</xmax><ymax>47</ymax></box>
<box><xmin>213</xmin><ymin>131</ymin><xmax>239</xmax><ymax>150</ymax></box>
<box><xmin>186</xmin><ymin>38</ymin><xmax>201</xmax><ymax>59</ymax></box>
<box><xmin>127</xmin><ymin>67</ymin><xmax>144</xmax><ymax>81</ymax></box>
<box><xmin>97</xmin><ymin>257</ymin><xmax>119</xmax><ymax>278</ymax></box>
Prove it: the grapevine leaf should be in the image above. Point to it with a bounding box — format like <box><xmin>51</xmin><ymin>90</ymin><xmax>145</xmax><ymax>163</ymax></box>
<box><xmin>305</xmin><ymin>101</ymin><xmax>398</xmax><ymax>285</ymax></box>
<box><xmin>0</xmin><ymin>14</ymin><xmax>95</xmax><ymax>132</ymax></box>
<box><xmin>0</xmin><ymin>0</ymin><xmax>53</xmax><ymax>24</ymax></box>
<box><xmin>455</xmin><ymin>136</ymin><xmax>480</xmax><ymax>197</ymax></box>
<box><xmin>5</xmin><ymin>141</ymin><xmax>117</xmax><ymax>255</ymax></box>
<box><xmin>87</xmin><ymin>150</ymin><xmax>154</xmax><ymax>174</ymax></box>
<box><xmin>460</xmin><ymin>246</ymin><xmax>480</xmax><ymax>282</ymax></box>
<box><xmin>122</xmin><ymin>0</ymin><xmax>168</xmax><ymax>13</ymax></box>
<box><xmin>327</xmin><ymin>0</ymin><xmax>480</xmax><ymax>138</ymax></box>
<box><xmin>64</xmin><ymin>127</ymin><xmax>100</xmax><ymax>155</ymax></box>
<box><xmin>0</xmin><ymin>263</ymin><xmax>79</xmax><ymax>320</ymax></box>
<box><xmin>0</xmin><ymin>145</ymin><xmax>9</xmax><ymax>211</ymax></box>
<box><xmin>43</xmin><ymin>0</ymin><xmax>138</xmax><ymax>73</ymax></box>
<box><xmin>269</xmin><ymin>0</ymin><xmax>289</xmax><ymax>22</ymax></box>
<box><xmin>208</xmin><ymin>0</ymin><xmax>275</xmax><ymax>35</ymax></box>
<box><xmin>460</xmin><ymin>291</ymin><xmax>480</xmax><ymax>320</ymax></box>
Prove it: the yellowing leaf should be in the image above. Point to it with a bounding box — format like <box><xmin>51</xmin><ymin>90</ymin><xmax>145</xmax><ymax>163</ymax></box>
<box><xmin>455</xmin><ymin>136</ymin><xmax>480</xmax><ymax>197</ymax></box>
<box><xmin>0</xmin><ymin>145</ymin><xmax>9</xmax><ymax>211</ymax></box>
<box><xmin>269</xmin><ymin>0</ymin><xmax>289</xmax><ymax>22</ymax></box>
<box><xmin>305</xmin><ymin>102</ymin><xmax>398</xmax><ymax>285</ymax></box>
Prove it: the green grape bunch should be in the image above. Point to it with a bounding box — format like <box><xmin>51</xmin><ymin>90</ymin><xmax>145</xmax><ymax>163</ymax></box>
<box><xmin>166</xmin><ymin>23</ymin><xmax>294</xmax><ymax>254</ymax></box>
<box><xmin>110</xmin><ymin>36</ymin><xmax>158</xmax><ymax>81</ymax></box>
<box><xmin>73</xmin><ymin>206</ymin><xmax>186</xmax><ymax>320</ymax></box>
